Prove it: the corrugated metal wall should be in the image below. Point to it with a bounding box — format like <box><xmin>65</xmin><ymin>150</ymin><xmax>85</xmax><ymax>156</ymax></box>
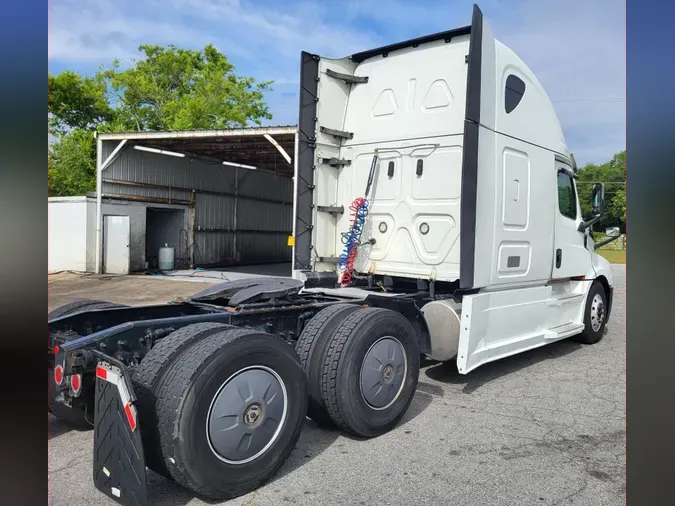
<box><xmin>101</xmin><ymin>142</ymin><xmax>293</xmax><ymax>266</ymax></box>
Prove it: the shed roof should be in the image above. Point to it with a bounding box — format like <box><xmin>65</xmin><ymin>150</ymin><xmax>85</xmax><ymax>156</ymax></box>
<box><xmin>97</xmin><ymin>125</ymin><xmax>298</xmax><ymax>177</ymax></box>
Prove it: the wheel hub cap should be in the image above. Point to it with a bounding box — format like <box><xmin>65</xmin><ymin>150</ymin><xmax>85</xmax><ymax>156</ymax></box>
<box><xmin>243</xmin><ymin>403</ymin><xmax>262</xmax><ymax>426</ymax></box>
<box><xmin>207</xmin><ymin>367</ymin><xmax>287</xmax><ymax>464</ymax></box>
<box><xmin>360</xmin><ymin>337</ymin><xmax>407</xmax><ymax>410</ymax></box>
<box><xmin>382</xmin><ymin>365</ymin><xmax>394</xmax><ymax>382</ymax></box>
<box><xmin>590</xmin><ymin>293</ymin><xmax>606</xmax><ymax>332</ymax></box>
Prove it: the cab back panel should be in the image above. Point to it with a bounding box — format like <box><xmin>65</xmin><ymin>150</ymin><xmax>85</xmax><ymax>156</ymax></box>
<box><xmin>343</xmin><ymin>138</ymin><xmax>464</xmax><ymax>280</ymax></box>
<box><xmin>297</xmin><ymin>35</ymin><xmax>470</xmax><ymax>282</ymax></box>
<box><xmin>342</xmin><ymin>37</ymin><xmax>469</xmax><ymax>144</ymax></box>
<box><xmin>294</xmin><ymin>6</ymin><xmax>570</xmax><ymax>288</ymax></box>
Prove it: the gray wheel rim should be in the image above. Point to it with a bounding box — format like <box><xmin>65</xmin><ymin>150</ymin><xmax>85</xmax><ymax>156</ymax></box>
<box><xmin>360</xmin><ymin>337</ymin><xmax>407</xmax><ymax>410</ymax></box>
<box><xmin>590</xmin><ymin>293</ymin><xmax>606</xmax><ymax>332</ymax></box>
<box><xmin>206</xmin><ymin>366</ymin><xmax>287</xmax><ymax>465</ymax></box>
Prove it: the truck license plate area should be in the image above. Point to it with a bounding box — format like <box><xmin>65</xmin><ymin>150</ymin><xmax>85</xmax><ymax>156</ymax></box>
<box><xmin>93</xmin><ymin>360</ymin><xmax>147</xmax><ymax>505</ymax></box>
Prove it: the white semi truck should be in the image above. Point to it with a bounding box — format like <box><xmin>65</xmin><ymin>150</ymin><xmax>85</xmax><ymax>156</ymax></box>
<box><xmin>48</xmin><ymin>5</ymin><xmax>618</xmax><ymax>504</ymax></box>
<box><xmin>292</xmin><ymin>3</ymin><xmax>617</xmax><ymax>374</ymax></box>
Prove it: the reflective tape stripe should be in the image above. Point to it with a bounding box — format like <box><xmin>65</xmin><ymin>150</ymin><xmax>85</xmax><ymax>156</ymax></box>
<box><xmin>96</xmin><ymin>365</ymin><xmax>120</xmax><ymax>385</ymax></box>
<box><xmin>117</xmin><ymin>378</ymin><xmax>131</xmax><ymax>407</ymax></box>
<box><xmin>96</xmin><ymin>362</ymin><xmax>137</xmax><ymax>431</ymax></box>
<box><xmin>124</xmin><ymin>404</ymin><xmax>138</xmax><ymax>432</ymax></box>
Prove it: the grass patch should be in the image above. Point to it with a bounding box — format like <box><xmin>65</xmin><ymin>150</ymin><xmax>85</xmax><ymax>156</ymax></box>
<box><xmin>597</xmin><ymin>249</ymin><xmax>626</xmax><ymax>264</ymax></box>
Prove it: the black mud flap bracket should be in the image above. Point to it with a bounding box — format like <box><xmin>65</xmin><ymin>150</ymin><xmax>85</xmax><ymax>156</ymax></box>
<box><xmin>93</xmin><ymin>356</ymin><xmax>148</xmax><ymax>506</ymax></box>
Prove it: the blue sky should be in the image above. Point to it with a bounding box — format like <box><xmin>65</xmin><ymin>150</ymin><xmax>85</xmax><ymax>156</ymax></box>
<box><xmin>48</xmin><ymin>0</ymin><xmax>625</xmax><ymax>166</ymax></box>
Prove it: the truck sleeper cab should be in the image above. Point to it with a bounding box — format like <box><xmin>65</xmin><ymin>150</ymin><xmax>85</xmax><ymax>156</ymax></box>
<box><xmin>293</xmin><ymin>4</ymin><xmax>615</xmax><ymax>373</ymax></box>
<box><xmin>48</xmin><ymin>5</ymin><xmax>617</xmax><ymax>505</ymax></box>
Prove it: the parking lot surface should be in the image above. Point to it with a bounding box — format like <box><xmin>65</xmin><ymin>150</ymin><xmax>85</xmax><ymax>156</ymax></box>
<box><xmin>49</xmin><ymin>265</ymin><xmax>625</xmax><ymax>506</ymax></box>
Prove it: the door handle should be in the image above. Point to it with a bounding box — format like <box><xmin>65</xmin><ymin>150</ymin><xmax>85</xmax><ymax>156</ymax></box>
<box><xmin>555</xmin><ymin>249</ymin><xmax>562</xmax><ymax>269</ymax></box>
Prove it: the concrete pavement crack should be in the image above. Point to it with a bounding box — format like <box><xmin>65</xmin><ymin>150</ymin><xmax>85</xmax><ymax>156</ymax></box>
<box><xmin>49</xmin><ymin>456</ymin><xmax>87</xmax><ymax>475</ymax></box>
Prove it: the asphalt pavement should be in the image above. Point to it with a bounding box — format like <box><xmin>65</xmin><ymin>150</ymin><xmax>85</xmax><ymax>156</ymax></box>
<box><xmin>49</xmin><ymin>264</ymin><xmax>625</xmax><ymax>506</ymax></box>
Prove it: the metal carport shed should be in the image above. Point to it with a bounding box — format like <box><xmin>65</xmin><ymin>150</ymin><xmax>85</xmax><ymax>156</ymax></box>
<box><xmin>94</xmin><ymin>126</ymin><xmax>297</xmax><ymax>274</ymax></box>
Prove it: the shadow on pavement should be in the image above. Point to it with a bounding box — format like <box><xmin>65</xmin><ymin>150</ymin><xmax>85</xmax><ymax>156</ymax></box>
<box><xmin>48</xmin><ymin>414</ymin><xmax>87</xmax><ymax>440</ymax></box>
<box><xmin>270</xmin><ymin>418</ymin><xmax>341</xmax><ymax>483</ymax></box>
<box><xmin>141</xmin><ymin>418</ymin><xmax>341</xmax><ymax>506</ymax></box>
<box><xmin>425</xmin><ymin>337</ymin><xmax>583</xmax><ymax>394</ymax></box>
<box><xmin>399</xmin><ymin>389</ymin><xmax>435</xmax><ymax>424</ymax></box>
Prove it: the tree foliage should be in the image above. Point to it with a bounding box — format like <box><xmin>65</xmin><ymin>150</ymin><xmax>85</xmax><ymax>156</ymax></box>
<box><xmin>48</xmin><ymin>71</ymin><xmax>113</xmax><ymax>134</ymax></box>
<box><xmin>576</xmin><ymin>150</ymin><xmax>626</xmax><ymax>233</ymax></box>
<box><xmin>102</xmin><ymin>44</ymin><xmax>272</xmax><ymax>132</ymax></box>
<box><xmin>48</xmin><ymin>129</ymin><xmax>97</xmax><ymax>197</ymax></box>
<box><xmin>48</xmin><ymin>44</ymin><xmax>273</xmax><ymax>196</ymax></box>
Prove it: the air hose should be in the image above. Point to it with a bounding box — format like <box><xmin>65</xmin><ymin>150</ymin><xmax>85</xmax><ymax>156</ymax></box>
<box><xmin>337</xmin><ymin>150</ymin><xmax>379</xmax><ymax>287</ymax></box>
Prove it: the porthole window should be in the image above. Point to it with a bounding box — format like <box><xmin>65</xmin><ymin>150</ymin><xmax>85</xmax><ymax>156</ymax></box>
<box><xmin>505</xmin><ymin>75</ymin><xmax>526</xmax><ymax>114</ymax></box>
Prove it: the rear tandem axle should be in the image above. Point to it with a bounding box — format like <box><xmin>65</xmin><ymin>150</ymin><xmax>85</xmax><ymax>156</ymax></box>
<box><xmin>48</xmin><ymin>277</ymin><xmax>432</xmax><ymax>504</ymax></box>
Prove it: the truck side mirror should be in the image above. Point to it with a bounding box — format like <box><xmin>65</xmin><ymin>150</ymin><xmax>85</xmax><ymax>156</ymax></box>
<box><xmin>578</xmin><ymin>182</ymin><xmax>606</xmax><ymax>232</ymax></box>
<box><xmin>606</xmin><ymin>226</ymin><xmax>620</xmax><ymax>238</ymax></box>
<box><xmin>591</xmin><ymin>182</ymin><xmax>605</xmax><ymax>217</ymax></box>
<box><xmin>594</xmin><ymin>225</ymin><xmax>622</xmax><ymax>249</ymax></box>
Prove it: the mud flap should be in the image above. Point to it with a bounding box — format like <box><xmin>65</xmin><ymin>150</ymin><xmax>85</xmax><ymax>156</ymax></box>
<box><xmin>93</xmin><ymin>358</ymin><xmax>148</xmax><ymax>505</ymax></box>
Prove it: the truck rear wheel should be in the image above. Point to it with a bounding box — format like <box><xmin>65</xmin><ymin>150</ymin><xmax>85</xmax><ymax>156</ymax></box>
<box><xmin>573</xmin><ymin>282</ymin><xmax>608</xmax><ymax>344</ymax></box>
<box><xmin>154</xmin><ymin>328</ymin><xmax>308</xmax><ymax>500</ymax></box>
<box><xmin>320</xmin><ymin>307</ymin><xmax>420</xmax><ymax>438</ymax></box>
<box><xmin>131</xmin><ymin>322</ymin><xmax>233</xmax><ymax>478</ymax></box>
<box><xmin>295</xmin><ymin>304</ymin><xmax>361</xmax><ymax>426</ymax></box>
<box><xmin>49</xmin><ymin>299</ymin><xmax>128</xmax><ymax>428</ymax></box>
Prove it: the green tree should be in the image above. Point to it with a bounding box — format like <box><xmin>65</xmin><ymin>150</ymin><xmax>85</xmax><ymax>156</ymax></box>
<box><xmin>48</xmin><ymin>71</ymin><xmax>114</xmax><ymax>134</ymax></box>
<box><xmin>576</xmin><ymin>150</ymin><xmax>626</xmax><ymax>233</ymax></box>
<box><xmin>102</xmin><ymin>44</ymin><xmax>273</xmax><ymax>131</ymax></box>
<box><xmin>48</xmin><ymin>129</ymin><xmax>97</xmax><ymax>197</ymax></box>
<box><xmin>48</xmin><ymin>44</ymin><xmax>273</xmax><ymax>196</ymax></box>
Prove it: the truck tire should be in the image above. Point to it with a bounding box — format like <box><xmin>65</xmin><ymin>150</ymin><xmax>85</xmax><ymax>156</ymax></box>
<box><xmin>154</xmin><ymin>328</ymin><xmax>308</xmax><ymax>500</ymax></box>
<box><xmin>573</xmin><ymin>282</ymin><xmax>608</xmax><ymax>345</ymax></box>
<box><xmin>48</xmin><ymin>299</ymin><xmax>127</xmax><ymax>320</ymax></box>
<box><xmin>131</xmin><ymin>322</ymin><xmax>233</xmax><ymax>478</ymax></box>
<box><xmin>320</xmin><ymin>307</ymin><xmax>420</xmax><ymax>438</ymax></box>
<box><xmin>48</xmin><ymin>299</ymin><xmax>128</xmax><ymax>428</ymax></box>
<box><xmin>295</xmin><ymin>304</ymin><xmax>360</xmax><ymax>426</ymax></box>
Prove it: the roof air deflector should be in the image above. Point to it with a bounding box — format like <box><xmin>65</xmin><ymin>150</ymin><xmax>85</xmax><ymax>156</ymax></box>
<box><xmin>350</xmin><ymin>25</ymin><xmax>472</xmax><ymax>63</ymax></box>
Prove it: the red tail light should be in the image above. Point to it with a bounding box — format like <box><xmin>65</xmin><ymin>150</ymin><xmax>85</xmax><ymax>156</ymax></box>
<box><xmin>70</xmin><ymin>374</ymin><xmax>82</xmax><ymax>395</ymax></box>
<box><xmin>54</xmin><ymin>365</ymin><xmax>64</xmax><ymax>385</ymax></box>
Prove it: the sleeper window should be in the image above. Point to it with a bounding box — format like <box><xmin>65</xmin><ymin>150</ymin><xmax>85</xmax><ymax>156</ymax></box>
<box><xmin>505</xmin><ymin>75</ymin><xmax>526</xmax><ymax>113</ymax></box>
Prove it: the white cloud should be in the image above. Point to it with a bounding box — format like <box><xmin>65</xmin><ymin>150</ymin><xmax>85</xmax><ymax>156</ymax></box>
<box><xmin>47</xmin><ymin>0</ymin><xmax>248</xmax><ymax>64</ymax></box>
<box><xmin>490</xmin><ymin>0</ymin><xmax>625</xmax><ymax>164</ymax></box>
<box><xmin>49</xmin><ymin>0</ymin><xmax>625</xmax><ymax>164</ymax></box>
